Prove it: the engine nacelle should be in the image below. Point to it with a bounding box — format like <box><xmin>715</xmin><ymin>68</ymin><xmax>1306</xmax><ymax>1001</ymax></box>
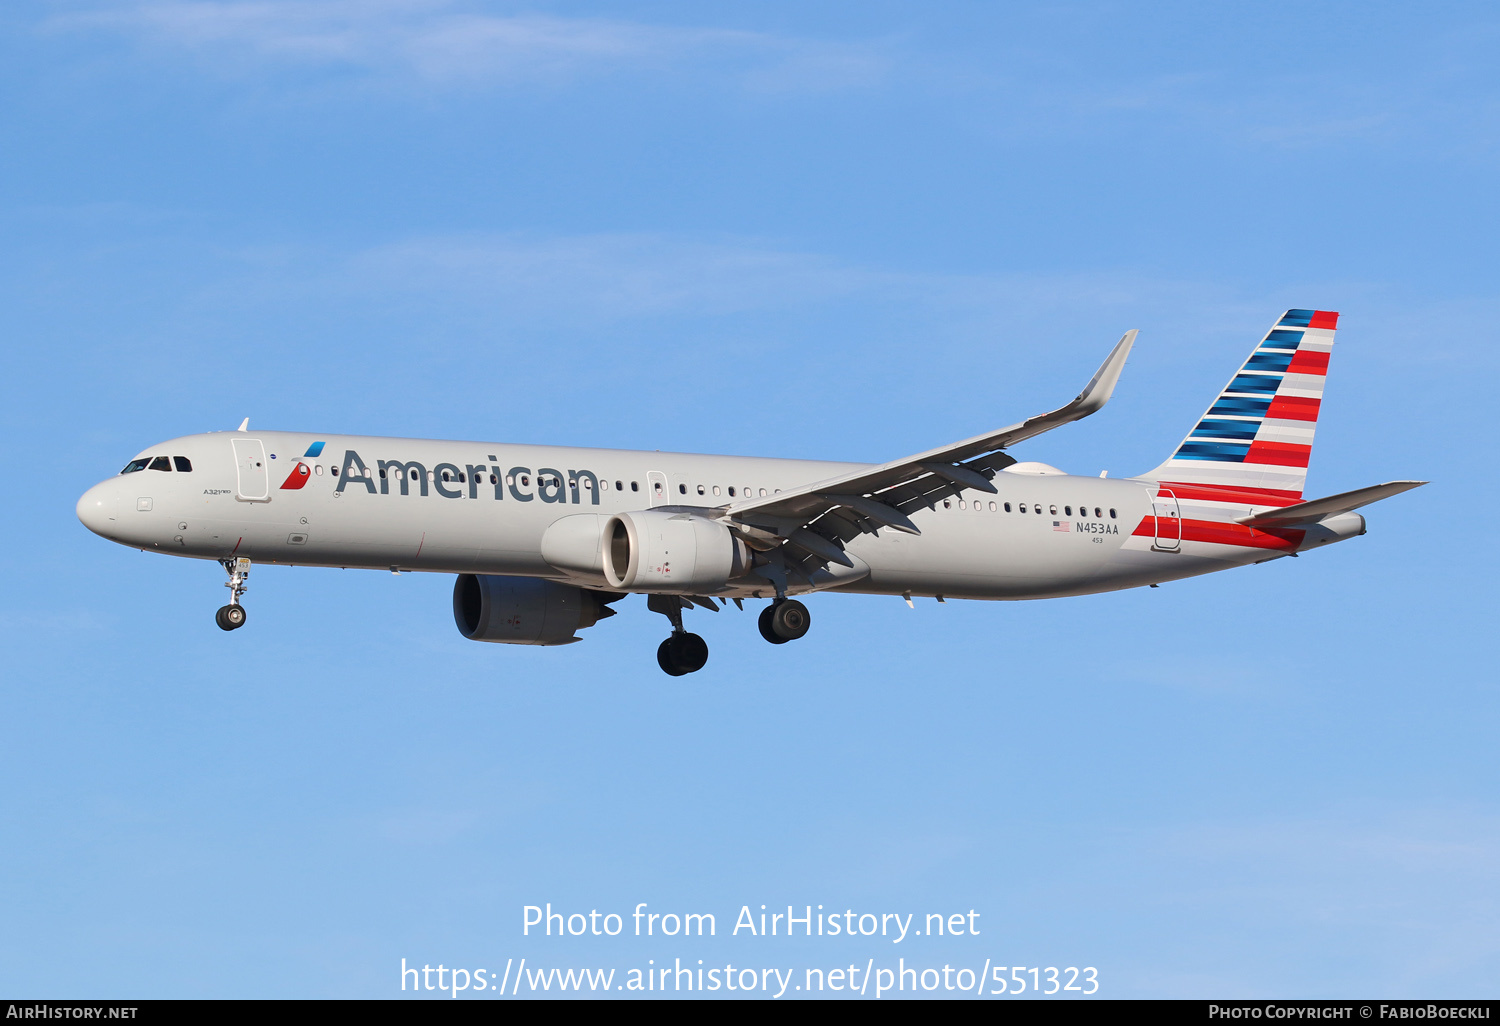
<box><xmin>452</xmin><ymin>574</ymin><xmax>614</xmax><ymax>646</ymax></box>
<box><xmin>540</xmin><ymin>513</ymin><xmax>609</xmax><ymax>580</ymax></box>
<box><xmin>601</xmin><ymin>510</ymin><xmax>751</xmax><ymax>592</ymax></box>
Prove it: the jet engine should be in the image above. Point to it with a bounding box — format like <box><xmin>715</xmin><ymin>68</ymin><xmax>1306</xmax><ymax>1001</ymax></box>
<box><xmin>452</xmin><ymin>574</ymin><xmax>617</xmax><ymax>646</ymax></box>
<box><xmin>599</xmin><ymin>509</ymin><xmax>751</xmax><ymax>592</ymax></box>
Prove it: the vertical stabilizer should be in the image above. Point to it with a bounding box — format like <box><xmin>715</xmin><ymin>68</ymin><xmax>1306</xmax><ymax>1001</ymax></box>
<box><xmin>1139</xmin><ymin>309</ymin><xmax>1338</xmax><ymax>506</ymax></box>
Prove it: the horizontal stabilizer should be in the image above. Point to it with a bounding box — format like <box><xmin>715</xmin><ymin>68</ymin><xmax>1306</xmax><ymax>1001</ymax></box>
<box><xmin>1236</xmin><ymin>480</ymin><xmax>1426</xmax><ymax>527</ymax></box>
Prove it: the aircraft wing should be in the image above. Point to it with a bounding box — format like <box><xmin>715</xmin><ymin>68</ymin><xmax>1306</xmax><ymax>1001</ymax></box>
<box><xmin>719</xmin><ymin>330</ymin><xmax>1137</xmax><ymax>582</ymax></box>
<box><xmin>1235</xmin><ymin>480</ymin><xmax>1427</xmax><ymax>528</ymax></box>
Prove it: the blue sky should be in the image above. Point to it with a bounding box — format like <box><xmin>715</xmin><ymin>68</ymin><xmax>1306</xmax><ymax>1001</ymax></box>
<box><xmin>1</xmin><ymin>1</ymin><xmax>1496</xmax><ymax>999</ymax></box>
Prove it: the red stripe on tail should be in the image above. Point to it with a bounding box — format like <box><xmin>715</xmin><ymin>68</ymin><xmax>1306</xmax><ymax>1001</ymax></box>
<box><xmin>1287</xmin><ymin>350</ymin><xmax>1330</xmax><ymax>376</ymax></box>
<box><xmin>1265</xmin><ymin>395</ymin><xmax>1321</xmax><ymax>422</ymax></box>
<box><xmin>1244</xmin><ymin>441</ymin><xmax>1312</xmax><ymax>468</ymax></box>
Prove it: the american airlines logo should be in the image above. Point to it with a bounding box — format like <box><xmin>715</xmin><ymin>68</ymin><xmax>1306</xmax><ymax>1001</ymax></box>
<box><xmin>325</xmin><ymin>449</ymin><xmax>602</xmax><ymax>505</ymax></box>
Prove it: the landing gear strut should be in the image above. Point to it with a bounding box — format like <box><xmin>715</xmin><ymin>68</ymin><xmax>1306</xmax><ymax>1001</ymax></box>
<box><xmin>758</xmin><ymin>598</ymin><xmax>810</xmax><ymax>644</ymax></box>
<box><xmin>216</xmin><ymin>557</ymin><xmax>250</xmax><ymax>632</ymax></box>
<box><xmin>647</xmin><ymin>594</ymin><xmax>709</xmax><ymax>676</ymax></box>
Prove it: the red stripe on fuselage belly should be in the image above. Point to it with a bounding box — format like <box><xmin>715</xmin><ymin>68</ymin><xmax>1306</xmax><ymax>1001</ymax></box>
<box><xmin>1155</xmin><ymin>481</ymin><xmax>1303</xmax><ymax>505</ymax></box>
<box><xmin>1132</xmin><ymin>517</ymin><xmax>1303</xmax><ymax>550</ymax></box>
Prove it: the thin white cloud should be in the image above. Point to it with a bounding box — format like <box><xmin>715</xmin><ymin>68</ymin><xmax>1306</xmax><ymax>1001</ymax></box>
<box><xmin>49</xmin><ymin>0</ymin><xmax>889</xmax><ymax>89</ymax></box>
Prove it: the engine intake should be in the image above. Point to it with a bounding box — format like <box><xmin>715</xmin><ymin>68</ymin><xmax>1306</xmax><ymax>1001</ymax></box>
<box><xmin>452</xmin><ymin>574</ymin><xmax>616</xmax><ymax>646</ymax></box>
<box><xmin>601</xmin><ymin>510</ymin><xmax>750</xmax><ymax>592</ymax></box>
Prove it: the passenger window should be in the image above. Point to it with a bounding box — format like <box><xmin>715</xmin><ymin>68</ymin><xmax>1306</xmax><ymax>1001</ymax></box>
<box><xmin>1109</xmin><ymin>508</ymin><xmax>1118</xmax><ymax>518</ymax></box>
<box><xmin>1049</xmin><ymin>505</ymin><xmax>1057</xmax><ymax>515</ymax></box>
<box><xmin>173</xmin><ymin>457</ymin><xmax>193</xmax><ymax>473</ymax></box>
<box><xmin>616</xmin><ymin>480</ymin><xmax>624</xmax><ymax>491</ymax></box>
<box><xmin>1019</xmin><ymin>503</ymin><xmax>1027</xmax><ymax>513</ymax></box>
<box><xmin>1035</xmin><ymin>505</ymin><xmax>1043</xmax><ymax>514</ymax></box>
<box><xmin>632</xmin><ymin>481</ymin><xmax>640</xmax><ymax>492</ymax></box>
<box><xmin>1064</xmin><ymin>506</ymin><xmax>1072</xmax><ymax>516</ymax></box>
<box><xmin>315</xmin><ymin>465</ymin><xmax>324</xmax><ymax>476</ymax></box>
<box><xmin>943</xmin><ymin>500</ymin><xmax>951</xmax><ymax>509</ymax></box>
<box><xmin>1004</xmin><ymin>502</ymin><xmax>1011</xmax><ymax>512</ymax></box>
<box><xmin>332</xmin><ymin>467</ymin><xmax>339</xmax><ymax>476</ymax></box>
<box><xmin>121</xmin><ymin>458</ymin><xmax>150</xmax><ymax>474</ymax></box>
<box><xmin>1095</xmin><ymin>507</ymin><xmax>1102</xmax><ymax>518</ymax></box>
<box><xmin>759</xmin><ymin>488</ymin><xmax>767</xmax><ymax>497</ymax></box>
<box><xmin>957</xmin><ymin>500</ymin><xmax>965</xmax><ymax>510</ymax></box>
<box><xmin>728</xmin><ymin>486</ymin><xmax>736</xmax><ymax>497</ymax></box>
<box><xmin>149</xmin><ymin>456</ymin><xmax>171</xmax><ymax>472</ymax></box>
<box><xmin>712</xmin><ymin>485</ymin><xmax>720</xmax><ymax>496</ymax></box>
<box><xmin>697</xmin><ymin>484</ymin><xmax>705</xmax><ymax>495</ymax></box>
<box><xmin>989</xmin><ymin>501</ymin><xmax>997</xmax><ymax>512</ymax></box>
<box><xmin>490</xmin><ymin>473</ymin><xmax>498</xmax><ymax>485</ymax></box>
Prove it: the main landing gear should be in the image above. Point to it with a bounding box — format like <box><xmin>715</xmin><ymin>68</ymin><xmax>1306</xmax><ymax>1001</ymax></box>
<box><xmin>646</xmin><ymin>594</ymin><xmax>812</xmax><ymax>674</ymax></box>
<box><xmin>648</xmin><ymin>594</ymin><xmax>710</xmax><ymax>676</ymax></box>
<box><xmin>216</xmin><ymin>557</ymin><xmax>250</xmax><ymax>632</ymax></box>
<box><xmin>758</xmin><ymin>598</ymin><xmax>811</xmax><ymax>645</ymax></box>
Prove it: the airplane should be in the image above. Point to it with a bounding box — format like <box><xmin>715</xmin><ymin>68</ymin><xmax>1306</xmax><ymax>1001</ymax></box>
<box><xmin>77</xmin><ymin>309</ymin><xmax>1423</xmax><ymax>675</ymax></box>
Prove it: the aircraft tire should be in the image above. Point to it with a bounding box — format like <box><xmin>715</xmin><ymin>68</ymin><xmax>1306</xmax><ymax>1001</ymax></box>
<box><xmin>216</xmin><ymin>605</ymin><xmax>247</xmax><ymax>631</ymax></box>
<box><xmin>657</xmin><ymin>639</ymin><xmax>687</xmax><ymax>675</ymax></box>
<box><xmin>758</xmin><ymin>604</ymin><xmax>790</xmax><ymax>644</ymax></box>
<box><xmin>770</xmin><ymin>599</ymin><xmax>810</xmax><ymax>641</ymax></box>
<box><xmin>657</xmin><ymin>633</ymin><xmax>708</xmax><ymax>675</ymax></box>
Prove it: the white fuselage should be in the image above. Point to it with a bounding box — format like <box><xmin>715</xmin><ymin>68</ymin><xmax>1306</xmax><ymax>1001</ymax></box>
<box><xmin>75</xmin><ymin>430</ymin><xmax>1347</xmax><ymax>601</ymax></box>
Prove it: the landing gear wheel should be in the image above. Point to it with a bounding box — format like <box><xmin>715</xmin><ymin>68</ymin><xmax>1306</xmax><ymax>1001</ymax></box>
<box><xmin>216</xmin><ymin>605</ymin><xmax>247</xmax><ymax>631</ymax></box>
<box><xmin>657</xmin><ymin>632</ymin><xmax>709</xmax><ymax>676</ymax></box>
<box><xmin>769</xmin><ymin>599</ymin><xmax>810</xmax><ymax>642</ymax></box>
<box><xmin>758</xmin><ymin>604</ymin><xmax>790</xmax><ymax>644</ymax></box>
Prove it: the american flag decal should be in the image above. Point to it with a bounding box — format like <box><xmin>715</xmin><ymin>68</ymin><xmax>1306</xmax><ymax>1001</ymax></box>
<box><xmin>1053</xmin><ymin>521</ymin><xmax>1070</xmax><ymax>532</ymax></box>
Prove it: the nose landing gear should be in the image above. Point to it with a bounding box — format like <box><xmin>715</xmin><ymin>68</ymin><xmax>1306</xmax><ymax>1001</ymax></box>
<box><xmin>758</xmin><ymin>598</ymin><xmax>810</xmax><ymax>644</ymax></box>
<box><xmin>216</xmin><ymin>557</ymin><xmax>250</xmax><ymax>631</ymax></box>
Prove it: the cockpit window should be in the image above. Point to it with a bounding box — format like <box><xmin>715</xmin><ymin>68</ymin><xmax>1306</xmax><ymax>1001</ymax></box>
<box><xmin>121</xmin><ymin>458</ymin><xmax>150</xmax><ymax>474</ymax></box>
<box><xmin>173</xmin><ymin>456</ymin><xmax>193</xmax><ymax>473</ymax></box>
<box><xmin>148</xmin><ymin>456</ymin><xmax>172</xmax><ymax>472</ymax></box>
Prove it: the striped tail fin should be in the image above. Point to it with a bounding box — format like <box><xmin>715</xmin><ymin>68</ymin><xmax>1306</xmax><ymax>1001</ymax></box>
<box><xmin>1140</xmin><ymin>309</ymin><xmax>1338</xmax><ymax>505</ymax></box>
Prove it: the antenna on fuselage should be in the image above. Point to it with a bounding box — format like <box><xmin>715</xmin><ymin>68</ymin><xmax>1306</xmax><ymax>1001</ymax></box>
<box><xmin>236</xmin><ymin>418</ymin><xmax>249</xmax><ymax>432</ymax></box>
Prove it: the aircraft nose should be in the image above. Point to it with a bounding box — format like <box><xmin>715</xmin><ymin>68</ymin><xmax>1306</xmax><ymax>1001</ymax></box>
<box><xmin>76</xmin><ymin>481</ymin><xmax>119</xmax><ymax>537</ymax></box>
